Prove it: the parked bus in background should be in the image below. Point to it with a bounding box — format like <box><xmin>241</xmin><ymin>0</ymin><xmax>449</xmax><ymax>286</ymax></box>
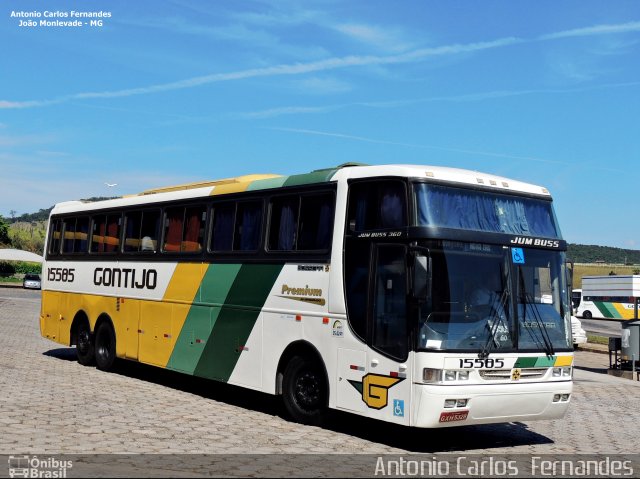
<box><xmin>571</xmin><ymin>289</ymin><xmax>582</xmax><ymax>312</ymax></box>
<box><xmin>576</xmin><ymin>276</ymin><xmax>640</xmax><ymax>320</ymax></box>
<box><xmin>40</xmin><ymin>164</ymin><xmax>574</xmax><ymax>428</ymax></box>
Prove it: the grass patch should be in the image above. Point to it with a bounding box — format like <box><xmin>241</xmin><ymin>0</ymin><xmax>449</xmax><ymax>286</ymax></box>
<box><xmin>573</xmin><ymin>264</ymin><xmax>639</xmax><ymax>288</ymax></box>
<box><xmin>587</xmin><ymin>334</ymin><xmax>609</xmax><ymax>345</ymax></box>
<box><xmin>0</xmin><ymin>276</ymin><xmax>22</xmax><ymax>283</ymax></box>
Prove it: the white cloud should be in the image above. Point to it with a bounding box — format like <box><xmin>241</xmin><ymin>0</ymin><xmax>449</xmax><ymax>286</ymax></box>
<box><xmin>237</xmin><ymin>105</ymin><xmax>339</xmax><ymax>119</ymax></box>
<box><xmin>0</xmin><ymin>36</ymin><xmax>521</xmax><ymax>109</ymax></box>
<box><xmin>267</xmin><ymin>127</ymin><xmax>625</xmax><ymax>173</ymax></box>
<box><xmin>539</xmin><ymin>21</ymin><xmax>640</xmax><ymax>40</ymax></box>
<box><xmin>238</xmin><ymin>81</ymin><xmax>640</xmax><ymax>119</ymax></box>
<box><xmin>3</xmin><ymin>20</ymin><xmax>639</xmax><ymax>109</ymax></box>
<box><xmin>333</xmin><ymin>22</ymin><xmax>413</xmax><ymax>52</ymax></box>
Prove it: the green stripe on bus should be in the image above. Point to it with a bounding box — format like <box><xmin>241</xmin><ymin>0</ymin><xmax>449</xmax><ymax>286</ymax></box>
<box><xmin>282</xmin><ymin>168</ymin><xmax>338</xmax><ymax>187</ymax></box>
<box><xmin>514</xmin><ymin>357</ymin><xmax>538</xmax><ymax>368</ymax></box>
<box><xmin>246</xmin><ymin>177</ymin><xmax>288</xmax><ymax>191</ymax></box>
<box><xmin>514</xmin><ymin>356</ymin><xmax>556</xmax><ymax>368</ymax></box>
<box><xmin>533</xmin><ymin>356</ymin><xmax>555</xmax><ymax>367</ymax></box>
<box><xmin>595</xmin><ymin>302</ymin><xmax>617</xmax><ymax>319</ymax></box>
<box><xmin>168</xmin><ymin>264</ymin><xmax>242</xmax><ymax>374</ymax></box>
<box><xmin>193</xmin><ymin>263</ymin><xmax>284</xmax><ymax>382</ymax></box>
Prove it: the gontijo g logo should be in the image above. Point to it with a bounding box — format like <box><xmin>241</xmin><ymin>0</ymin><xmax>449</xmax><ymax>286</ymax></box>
<box><xmin>348</xmin><ymin>374</ymin><xmax>404</xmax><ymax>409</ymax></box>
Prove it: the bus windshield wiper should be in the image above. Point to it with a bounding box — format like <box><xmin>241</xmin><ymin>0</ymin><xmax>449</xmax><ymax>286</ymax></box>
<box><xmin>478</xmin><ymin>288</ymin><xmax>510</xmax><ymax>359</ymax></box>
<box><xmin>518</xmin><ymin>267</ymin><xmax>555</xmax><ymax>357</ymax></box>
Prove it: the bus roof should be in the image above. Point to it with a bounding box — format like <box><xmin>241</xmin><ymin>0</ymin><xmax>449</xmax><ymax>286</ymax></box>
<box><xmin>50</xmin><ymin>163</ymin><xmax>552</xmax><ymax>215</ymax></box>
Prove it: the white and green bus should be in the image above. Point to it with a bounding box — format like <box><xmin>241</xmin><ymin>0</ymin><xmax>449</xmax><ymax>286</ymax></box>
<box><xmin>41</xmin><ymin>164</ymin><xmax>574</xmax><ymax>428</ymax></box>
<box><xmin>576</xmin><ymin>276</ymin><xmax>640</xmax><ymax>320</ymax></box>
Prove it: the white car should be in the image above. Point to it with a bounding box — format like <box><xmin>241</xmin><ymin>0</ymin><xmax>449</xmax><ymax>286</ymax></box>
<box><xmin>571</xmin><ymin>315</ymin><xmax>588</xmax><ymax>347</ymax></box>
<box><xmin>22</xmin><ymin>274</ymin><xmax>41</xmax><ymax>290</ymax></box>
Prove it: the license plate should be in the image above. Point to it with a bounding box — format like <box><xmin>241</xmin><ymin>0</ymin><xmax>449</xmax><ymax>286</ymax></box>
<box><xmin>439</xmin><ymin>411</ymin><xmax>469</xmax><ymax>423</ymax></box>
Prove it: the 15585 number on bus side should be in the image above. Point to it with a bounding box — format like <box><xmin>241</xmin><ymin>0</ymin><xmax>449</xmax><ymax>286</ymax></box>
<box><xmin>47</xmin><ymin>267</ymin><xmax>76</xmax><ymax>283</ymax></box>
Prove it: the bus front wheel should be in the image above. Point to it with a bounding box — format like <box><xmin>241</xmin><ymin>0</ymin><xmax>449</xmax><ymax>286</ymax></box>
<box><xmin>76</xmin><ymin>321</ymin><xmax>95</xmax><ymax>366</ymax></box>
<box><xmin>95</xmin><ymin>321</ymin><xmax>116</xmax><ymax>372</ymax></box>
<box><xmin>583</xmin><ymin>311</ymin><xmax>592</xmax><ymax>319</ymax></box>
<box><xmin>282</xmin><ymin>355</ymin><xmax>327</xmax><ymax>426</ymax></box>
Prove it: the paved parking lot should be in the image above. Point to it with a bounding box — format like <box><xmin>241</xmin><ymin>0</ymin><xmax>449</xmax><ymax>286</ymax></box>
<box><xmin>1</xmin><ymin>289</ymin><xmax>640</xmax><ymax>476</ymax></box>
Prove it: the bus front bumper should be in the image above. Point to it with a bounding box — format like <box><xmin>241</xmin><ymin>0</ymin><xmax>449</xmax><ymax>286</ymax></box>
<box><xmin>412</xmin><ymin>380</ymin><xmax>572</xmax><ymax>428</ymax></box>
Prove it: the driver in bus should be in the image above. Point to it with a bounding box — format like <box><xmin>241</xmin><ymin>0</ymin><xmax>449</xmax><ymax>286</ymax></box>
<box><xmin>469</xmin><ymin>287</ymin><xmax>505</xmax><ymax>319</ymax></box>
<box><xmin>468</xmin><ymin>287</ymin><xmax>511</xmax><ymax>345</ymax></box>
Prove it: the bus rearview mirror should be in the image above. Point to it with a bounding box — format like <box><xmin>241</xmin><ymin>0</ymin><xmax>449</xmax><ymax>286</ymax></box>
<box><xmin>413</xmin><ymin>254</ymin><xmax>430</xmax><ymax>301</ymax></box>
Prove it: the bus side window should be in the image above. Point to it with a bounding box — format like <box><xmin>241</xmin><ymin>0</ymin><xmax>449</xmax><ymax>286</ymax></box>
<box><xmin>268</xmin><ymin>192</ymin><xmax>334</xmax><ymax>252</ymax></box>
<box><xmin>344</xmin><ymin>244</ymin><xmax>370</xmax><ymax>341</ymax></box>
<box><xmin>62</xmin><ymin>218</ymin><xmax>76</xmax><ymax>253</ymax></box>
<box><xmin>49</xmin><ymin>219</ymin><xmax>62</xmax><ymax>256</ymax></box>
<box><xmin>74</xmin><ymin>217</ymin><xmax>90</xmax><ymax>253</ymax></box>
<box><xmin>347</xmin><ymin>181</ymin><xmax>406</xmax><ymax>232</ymax></box>
<box><xmin>211</xmin><ymin>203</ymin><xmax>235</xmax><ymax>252</ymax></box>
<box><xmin>298</xmin><ymin>193</ymin><xmax>334</xmax><ymax>250</ymax></box>
<box><xmin>234</xmin><ymin>201</ymin><xmax>262</xmax><ymax>251</ymax></box>
<box><xmin>163</xmin><ymin>208</ymin><xmax>184</xmax><ymax>253</ymax></box>
<box><xmin>269</xmin><ymin>196</ymin><xmax>299</xmax><ymax>251</ymax></box>
<box><xmin>140</xmin><ymin>210</ymin><xmax>160</xmax><ymax>253</ymax></box>
<box><xmin>124</xmin><ymin>211</ymin><xmax>143</xmax><ymax>253</ymax></box>
<box><xmin>183</xmin><ymin>206</ymin><xmax>206</xmax><ymax>252</ymax></box>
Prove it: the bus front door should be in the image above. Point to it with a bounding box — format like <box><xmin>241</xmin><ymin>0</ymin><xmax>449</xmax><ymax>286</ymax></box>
<box><xmin>365</xmin><ymin>244</ymin><xmax>412</xmax><ymax>425</ymax></box>
<box><xmin>337</xmin><ymin>243</ymin><xmax>413</xmax><ymax>424</ymax></box>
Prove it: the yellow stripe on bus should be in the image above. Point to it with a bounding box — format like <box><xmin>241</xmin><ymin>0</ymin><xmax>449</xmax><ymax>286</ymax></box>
<box><xmin>153</xmin><ymin>263</ymin><xmax>207</xmax><ymax>367</ymax></box>
<box><xmin>613</xmin><ymin>303</ymin><xmax>635</xmax><ymax>320</ymax></box>
<box><xmin>210</xmin><ymin>174</ymin><xmax>281</xmax><ymax>196</ymax></box>
<box><xmin>554</xmin><ymin>355</ymin><xmax>573</xmax><ymax>367</ymax></box>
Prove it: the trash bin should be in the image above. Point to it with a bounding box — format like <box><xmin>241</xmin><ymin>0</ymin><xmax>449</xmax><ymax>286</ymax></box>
<box><xmin>621</xmin><ymin>320</ymin><xmax>640</xmax><ymax>362</ymax></box>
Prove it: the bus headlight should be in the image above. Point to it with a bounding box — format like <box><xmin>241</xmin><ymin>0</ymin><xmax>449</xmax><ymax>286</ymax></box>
<box><xmin>553</xmin><ymin>367</ymin><xmax>572</xmax><ymax>377</ymax></box>
<box><xmin>423</xmin><ymin>368</ymin><xmax>441</xmax><ymax>383</ymax></box>
<box><xmin>423</xmin><ymin>369</ymin><xmax>472</xmax><ymax>383</ymax></box>
<box><xmin>444</xmin><ymin>398</ymin><xmax>469</xmax><ymax>408</ymax></box>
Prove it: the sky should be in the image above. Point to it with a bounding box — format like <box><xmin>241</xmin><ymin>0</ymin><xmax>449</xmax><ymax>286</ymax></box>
<box><xmin>1</xmin><ymin>0</ymin><xmax>639</xmax><ymax>250</ymax></box>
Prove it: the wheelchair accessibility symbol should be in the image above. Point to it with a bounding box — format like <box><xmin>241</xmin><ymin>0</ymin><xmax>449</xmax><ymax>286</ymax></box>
<box><xmin>511</xmin><ymin>247</ymin><xmax>525</xmax><ymax>264</ymax></box>
<box><xmin>393</xmin><ymin>399</ymin><xmax>405</xmax><ymax>417</ymax></box>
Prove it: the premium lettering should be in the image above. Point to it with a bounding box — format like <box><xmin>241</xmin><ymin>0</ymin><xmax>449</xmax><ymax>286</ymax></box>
<box><xmin>281</xmin><ymin>284</ymin><xmax>322</xmax><ymax>297</ymax></box>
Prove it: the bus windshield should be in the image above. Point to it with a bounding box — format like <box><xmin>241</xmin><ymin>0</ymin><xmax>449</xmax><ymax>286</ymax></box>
<box><xmin>418</xmin><ymin>241</ymin><xmax>572</xmax><ymax>353</ymax></box>
<box><xmin>414</xmin><ymin>183</ymin><xmax>561</xmax><ymax>238</ymax></box>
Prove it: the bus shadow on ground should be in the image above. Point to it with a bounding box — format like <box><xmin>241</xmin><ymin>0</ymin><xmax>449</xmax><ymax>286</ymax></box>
<box><xmin>45</xmin><ymin>347</ymin><xmax>553</xmax><ymax>453</ymax></box>
<box><xmin>323</xmin><ymin>414</ymin><xmax>553</xmax><ymax>453</ymax></box>
<box><xmin>574</xmin><ymin>365</ymin><xmax>609</xmax><ymax>375</ymax></box>
<box><xmin>43</xmin><ymin>347</ymin><xmax>77</xmax><ymax>361</ymax></box>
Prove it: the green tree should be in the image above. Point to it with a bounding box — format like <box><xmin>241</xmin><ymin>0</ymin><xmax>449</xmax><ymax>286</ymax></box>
<box><xmin>0</xmin><ymin>216</ymin><xmax>10</xmax><ymax>246</ymax></box>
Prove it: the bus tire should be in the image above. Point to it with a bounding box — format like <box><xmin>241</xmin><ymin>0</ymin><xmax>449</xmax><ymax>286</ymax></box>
<box><xmin>76</xmin><ymin>320</ymin><xmax>95</xmax><ymax>366</ymax></box>
<box><xmin>282</xmin><ymin>355</ymin><xmax>327</xmax><ymax>426</ymax></box>
<box><xmin>95</xmin><ymin>321</ymin><xmax>116</xmax><ymax>372</ymax></box>
<box><xmin>583</xmin><ymin>310</ymin><xmax>592</xmax><ymax>319</ymax></box>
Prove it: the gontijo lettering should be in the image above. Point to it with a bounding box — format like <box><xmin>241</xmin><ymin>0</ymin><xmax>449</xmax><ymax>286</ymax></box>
<box><xmin>93</xmin><ymin>267</ymin><xmax>157</xmax><ymax>289</ymax></box>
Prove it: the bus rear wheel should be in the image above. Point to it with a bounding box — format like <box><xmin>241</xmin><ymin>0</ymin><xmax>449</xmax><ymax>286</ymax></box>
<box><xmin>583</xmin><ymin>311</ymin><xmax>592</xmax><ymax>319</ymax></box>
<box><xmin>95</xmin><ymin>321</ymin><xmax>116</xmax><ymax>372</ymax></box>
<box><xmin>76</xmin><ymin>321</ymin><xmax>95</xmax><ymax>366</ymax></box>
<box><xmin>282</xmin><ymin>355</ymin><xmax>327</xmax><ymax>426</ymax></box>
